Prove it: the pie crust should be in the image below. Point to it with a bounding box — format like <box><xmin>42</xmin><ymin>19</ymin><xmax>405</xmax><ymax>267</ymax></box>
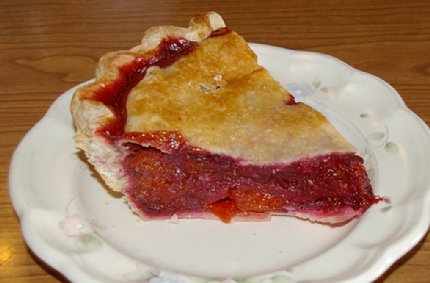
<box><xmin>71</xmin><ymin>12</ymin><xmax>379</xmax><ymax>223</ymax></box>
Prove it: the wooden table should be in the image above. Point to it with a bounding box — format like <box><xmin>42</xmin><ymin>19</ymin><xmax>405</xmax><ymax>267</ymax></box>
<box><xmin>1</xmin><ymin>1</ymin><xmax>429</xmax><ymax>282</ymax></box>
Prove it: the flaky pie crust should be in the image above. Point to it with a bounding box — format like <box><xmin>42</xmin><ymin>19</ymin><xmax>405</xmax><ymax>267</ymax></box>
<box><xmin>71</xmin><ymin>12</ymin><xmax>354</xmax><ymax>194</ymax></box>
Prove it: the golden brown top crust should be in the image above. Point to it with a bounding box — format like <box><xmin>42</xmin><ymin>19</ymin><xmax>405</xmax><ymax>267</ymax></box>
<box><xmin>125</xmin><ymin>31</ymin><xmax>354</xmax><ymax>164</ymax></box>
<box><xmin>72</xmin><ymin>12</ymin><xmax>354</xmax><ymax>176</ymax></box>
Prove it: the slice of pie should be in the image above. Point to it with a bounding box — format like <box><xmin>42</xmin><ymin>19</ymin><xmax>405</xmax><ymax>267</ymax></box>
<box><xmin>71</xmin><ymin>12</ymin><xmax>380</xmax><ymax>224</ymax></box>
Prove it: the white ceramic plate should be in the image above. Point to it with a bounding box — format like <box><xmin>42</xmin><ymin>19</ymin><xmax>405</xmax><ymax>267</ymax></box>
<box><xmin>9</xmin><ymin>44</ymin><xmax>430</xmax><ymax>283</ymax></box>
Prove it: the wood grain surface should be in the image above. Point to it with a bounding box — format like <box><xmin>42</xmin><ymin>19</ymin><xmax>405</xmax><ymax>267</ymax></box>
<box><xmin>1</xmin><ymin>0</ymin><xmax>429</xmax><ymax>282</ymax></box>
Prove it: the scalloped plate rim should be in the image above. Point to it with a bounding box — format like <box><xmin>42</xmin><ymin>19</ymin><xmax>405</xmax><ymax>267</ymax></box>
<box><xmin>8</xmin><ymin>43</ymin><xmax>430</xmax><ymax>283</ymax></box>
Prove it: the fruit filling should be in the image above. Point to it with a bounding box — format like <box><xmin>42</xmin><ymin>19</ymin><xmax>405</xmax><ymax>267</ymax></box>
<box><xmin>121</xmin><ymin>133</ymin><xmax>379</xmax><ymax>223</ymax></box>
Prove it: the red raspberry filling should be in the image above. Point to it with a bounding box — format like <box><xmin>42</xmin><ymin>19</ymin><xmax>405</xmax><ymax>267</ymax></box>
<box><xmin>121</xmin><ymin>134</ymin><xmax>379</xmax><ymax>223</ymax></box>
